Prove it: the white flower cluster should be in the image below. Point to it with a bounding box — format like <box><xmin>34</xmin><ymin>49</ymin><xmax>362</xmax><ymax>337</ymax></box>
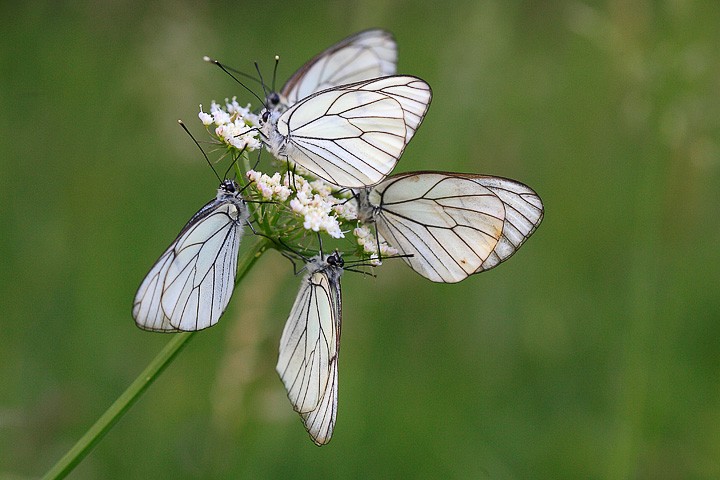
<box><xmin>332</xmin><ymin>197</ymin><xmax>357</xmax><ymax>221</ymax></box>
<box><xmin>354</xmin><ymin>225</ymin><xmax>399</xmax><ymax>265</ymax></box>
<box><xmin>247</xmin><ymin>170</ymin><xmax>349</xmax><ymax>239</ymax></box>
<box><xmin>198</xmin><ymin>98</ymin><xmax>262</xmax><ymax>151</ymax></box>
<box><xmin>245</xmin><ymin>170</ymin><xmax>292</xmax><ymax>202</ymax></box>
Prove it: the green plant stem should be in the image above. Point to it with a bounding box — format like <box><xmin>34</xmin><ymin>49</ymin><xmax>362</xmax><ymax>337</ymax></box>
<box><xmin>43</xmin><ymin>237</ymin><xmax>272</xmax><ymax>480</ymax></box>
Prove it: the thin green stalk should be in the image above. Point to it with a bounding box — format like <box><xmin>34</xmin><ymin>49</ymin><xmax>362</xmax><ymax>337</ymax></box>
<box><xmin>43</xmin><ymin>237</ymin><xmax>272</xmax><ymax>480</ymax></box>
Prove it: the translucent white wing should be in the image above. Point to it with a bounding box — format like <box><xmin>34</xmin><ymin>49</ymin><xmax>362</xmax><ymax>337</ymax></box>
<box><xmin>277</xmin><ymin>254</ymin><xmax>343</xmax><ymax>445</ymax></box>
<box><xmin>265</xmin><ymin>76</ymin><xmax>432</xmax><ymax>188</ymax></box>
<box><xmin>132</xmin><ymin>246</ymin><xmax>179</xmax><ymax>332</ymax></box>
<box><xmin>132</xmin><ymin>181</ymin><xmax>247</xmax><ymax>331</ymax></box>
<box><xmin>472</xmin><ymin>176</ymin><xmax>544</xmax><ymax>272</ymax></box>
<box><xmin>281</xmin><ymin>29</ymin><xmax>397</xmax><ymax>106</ymax></box>
<box><xmin>301</xmin><ymin>356</ymin><xmax>338</xmax><ymax>445</ymax></box>
<box><xmin>161</xmin><ymin>202</ymin><xmax>245</xmax><ymax>330</ymax></box>
<box><xmin>357</xmin><ymin>172</ymin><xmax>543</xmax><ymax>283</ymax></box>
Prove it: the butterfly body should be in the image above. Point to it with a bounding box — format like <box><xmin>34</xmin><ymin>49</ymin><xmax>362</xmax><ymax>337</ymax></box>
<box><xmin>260</xmin><ymin>76</ymin><xmax>431</xmax><ymax>188</ymax></box>
<box><xmin>277</xmin><ymin>252</ymin><xmax>344</xmax><ymax>445</ymax></box>
<box><xmin>355</xmin><ymin>172</ymin><xmax>544</xmax><ymax>283</ymax></box>
<box><xmin>133</xmin><ymin>180</ymin><xmax>249</xmax><ymax>332</ymax></box>
<box><xmin>256</xmin><ymin>29</ymin><xmax>430</xmax><ymax>188</ymax></box>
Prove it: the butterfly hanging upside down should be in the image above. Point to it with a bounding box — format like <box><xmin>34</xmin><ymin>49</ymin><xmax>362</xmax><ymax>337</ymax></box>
<box><xmin>276</xmin><ymin>251</ymin><xmax>344</xmax><ymax>445</ymax></box>
<box><xmin>132</xmin><ymin>180</ymin><xmax>250</xmax><ymax>332</ymax></box>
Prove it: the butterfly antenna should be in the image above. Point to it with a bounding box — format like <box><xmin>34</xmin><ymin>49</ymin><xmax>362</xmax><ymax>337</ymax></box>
<box><xmin>203</xmin><ymin>56</ymin><xmax>265</xmax><ymax>106</ymax></box>
<box><xmin>339</xmin><ymin>255</ymin><xmax>376</xmax><ymax>277</ymax></box>
<box><xmin>277</xmin><ymin>237</ymin><xmax>311</xmax><ymax>265</ymax></box>
<box><xmin>342</xmin><ymin>252</ymin><xmax>414</xmax><ymax>277</ymax></box>
<box><xmin>213</xmin><ymin>62</ymin><xmax>263</xmax><ymax>86</ymax></box>
<box><xmin>222</xmin><ymin>147</ymin><xmax>247</xmax><ymax>181</ymax></box>
<box><xmin>381</xmin><ymin>252</ymin><xmax>414</xmax><ymax>262</ymax></box>
<box><xmin>254</xmin><ymin>62</ymin><xmax>270</xmax><ymax>106</ymax></box>
<box><xmin>271</xmin><ymin>55</ymin><xmax>280</xmax><ymax>93</ymax></box>
<box><xmin>178</xmin><ymin>120</ymin><xmax>221</xmax><ymax>183</ymax></box>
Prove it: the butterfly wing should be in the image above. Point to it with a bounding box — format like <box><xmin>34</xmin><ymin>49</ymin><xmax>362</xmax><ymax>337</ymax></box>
<box><xmin>301</xmin><ymin>353</ymin><xmax>338</xmax><ymax>445</ymax></box>
<box><xmin>368</xmin><ymin>172</ymin><xmax>543</xmax><ymax>283</ymax></box>
<box><xmin>133</xmin><ymin>192</ymin><xmax>247</xmax><ymax>331</ymax></box>
<box><xmin>471</xmin><ymin>176</ymin><xmax>544</xmax><ymax>272</ymax></box>
<box><xmin>161</xmin><ymin>200</ymin><xmax>245</xmax><ymax>331</ymax></box>
<box><xmin>281</xmin><ymin>29</ymin><xmax>397</xmax><ymax>105</ymax></box>
<box><xmin>274</xmin><ymin>76</ymin><xmax>432</xmax><ymax>187</ymax></box>
<box><xmin>277</xmin><ymin>257</ymin><xmax>342</xmax><ymax>445</ymax></box>
<box><xmin>132</xmin><ymin>246</ymin><xmax>180</xmax><ymax>332</ymax></box>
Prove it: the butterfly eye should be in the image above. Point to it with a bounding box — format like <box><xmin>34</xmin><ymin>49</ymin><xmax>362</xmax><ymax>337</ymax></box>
<box><xmin>261</xmin><ymin>110</ymin><xmax>270</xmax><ymax>123</ymax></box>
<box><xmin>223</xmin><ymin>180</ymin><xmax>237</xmax><ymax>193</ymax></box>
<box><xmin>268</xmin><ymin>92</ymin><xmax>280</xmax><ymax>106</ymax></box>
<box><xmin>327</xmin><ymin>252</ymin><xmax>344</xmax><ymax>268</ymax></box>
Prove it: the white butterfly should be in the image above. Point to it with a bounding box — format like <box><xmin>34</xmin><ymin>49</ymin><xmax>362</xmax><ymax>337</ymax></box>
<box><xmin>276</xmin><ymin>252</ymin><xmax>344</xmax><ymax>445</ymax></box>
<box><xmin>270</xmin><ymin>28</ymin><xmax>398</xmax><ymax>110</ymax></box>
<box><xmin>260</xmin><ymin>30</ymin><xmax>432</xmax><ymax>188</ymax></box>
<box><xmin>132</xmin><ymin>180</ymin><xmax>249</xmax><ymax>332</ymax></box>
<box><xmin>355</xmin><ymin>172</ymin><xmax>544</xmax><ymax>283</ymax></box>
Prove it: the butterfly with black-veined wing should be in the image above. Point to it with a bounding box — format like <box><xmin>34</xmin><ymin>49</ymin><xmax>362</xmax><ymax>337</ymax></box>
<box><xmin>132</xmin><ymin>179</ymin><xmax>250</xmax><ymax>332</ymax></box>
<box><xmin>267</xmin><ymin>28</ymin><xmax>398</xmax><ymax>111</ymax></box>
<box><xmin>261</xmin><ymin>76</ymin><xmax>431</xmax><ymax>189</ymax></box>
<box><xmin>256</xmin><ymin>30</ymin><xmax>431</xmax><ymax>188</ymax></box>
<box><xmin>276</xmin><ymin>251</ymin><xmax>345</xmax><ymax>445</ymax></box>
<box><xmin>354</xmin><ymin>171</ymin><xmax>544</xmax><ymax>283</ymax></box>
<box><xmin>206</xmin><ymin>29</ymin><xmax>397</xmax><ymax>119</ymax></box>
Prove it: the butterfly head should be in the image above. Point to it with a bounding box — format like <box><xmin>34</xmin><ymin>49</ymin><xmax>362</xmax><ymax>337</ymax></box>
<box><xmin>326</xmin><ymin>251</ymin><xmax>344</xmax><ymax>269</ymax></box>
<box><xmin>266</xmin><ymin>92</ymin><xmax>281</xmax><ymax>108</ymax></box>
<box><xmin>262</xmin><ymin>90</ymin><xmax>290</xmax><ymax>119</ymax></box>
<box><xmin>260</xmin><ymin>97</ymin><xmax>286</xmax><ymax>124</ymax></box>
<box><xmin>218</xmin><ymin>179</ymin><xmax>241</xmax><ymax>198</ymax></box>
<box><xmin>260</xmin><ymin>109</ymin><xmax>271</xmax><ymax>124</ymax></box>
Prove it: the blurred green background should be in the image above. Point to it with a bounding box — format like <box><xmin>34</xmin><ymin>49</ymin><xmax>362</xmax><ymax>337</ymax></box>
<box><xmin>2</xmin><ymin>1</ymin><xmax>719</xmax><ymax>478</ymax></box>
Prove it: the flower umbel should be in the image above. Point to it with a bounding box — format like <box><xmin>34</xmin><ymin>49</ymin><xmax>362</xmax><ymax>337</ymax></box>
<box><xmin>199</xmin><ymin>98</ymin><xmax>262</xmax><ymax>152</ymax></box>
<box><xmin>245</xmin><ymin>169</ymin><xmax>352</xmax><ymax>242</ymax></box>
